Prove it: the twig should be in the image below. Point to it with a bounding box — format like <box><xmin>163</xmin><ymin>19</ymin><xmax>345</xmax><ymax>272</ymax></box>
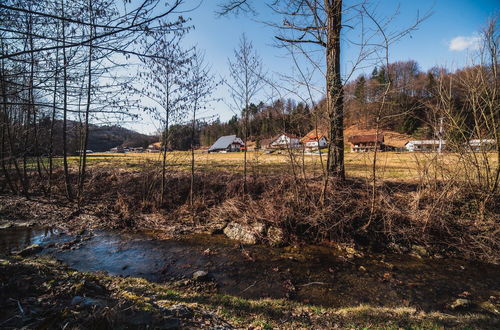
<box><xmin>9</xmin><ymin>298</ymin><xmax>24</xmax><ymax>315</ymax></box>
<box><xmin>0</xmin><ymin>315</ymin><xmax>20</xmax><ymax>326</ymax></box>
<box><xmin>241</xmin><ymin>280</ymin><xmax>257</xmax><ymax>292</ymax></box>
<box><xmin>299</xmin><ymin>281</ymin><xmax>327</xmax><ymax>287</ymax></box>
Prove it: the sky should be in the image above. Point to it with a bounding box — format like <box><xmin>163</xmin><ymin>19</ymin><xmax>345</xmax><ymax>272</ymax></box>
<box><xmin>124</xmin><ymin>0</ymin><xmax>499</xmax><ymax>134</ymax></box>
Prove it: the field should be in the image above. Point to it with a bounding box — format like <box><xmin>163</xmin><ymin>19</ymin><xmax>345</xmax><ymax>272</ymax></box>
<box><xmin>61</xmin><ymin>150</ymin><xmax>497</xmax><ymax>182</ymax></box>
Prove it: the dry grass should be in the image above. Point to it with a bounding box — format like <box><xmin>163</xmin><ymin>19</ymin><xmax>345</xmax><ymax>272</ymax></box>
<box><xmin>58</xmin><ymin>150</ymin><xmax>497</xmax><ymax>182</ymax></box>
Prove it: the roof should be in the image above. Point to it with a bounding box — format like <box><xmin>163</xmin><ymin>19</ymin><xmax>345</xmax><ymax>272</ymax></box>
<box><xmin>406</xmin><ymin>140</ymin><xmax>444</xmax><ymax>145</ymax></box>
<box><xmin>348</xmin><ymin>134</ymin><xmax>384</xmax><ymax>144</ymax></box>
<box><xmin>148</xmin><ymin>142</ymin><xmax>161</xmax><ymax>148</ymax></box>
<box><xmin>345</xmin><ymin>125</ymin><xmax>411</xmax><ymax>148</ymax></box>
<box><xmin>301</xmin><ymin>128</ymin><xmax>329</xmax><ymax>143</ymax></box>
<box><xmin>469</xmin><ymin>139</ymin><xmax>496</xmax><ymax>146</ymax></box>
<box><xmin>209</xmin><ymin>135</ymin><xmax>244</xmax><ymax>151</ymax></box>
<box><xmin>270</xmin><ymin>133</ymin><xmax>300</xmax><ymax>143</ymax></box>
<box><xmin>303</xmin><ymin>136</ymin><xmax>327</xmax><ymax>142</ymax></box>
<box><xmin>280</xmin><ymin>133</ymin><xmax>299</xmax><ymax>139</ymax></box>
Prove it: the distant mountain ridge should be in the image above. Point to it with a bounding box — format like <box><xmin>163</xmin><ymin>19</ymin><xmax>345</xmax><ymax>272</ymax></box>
<box><xmin>37</xmin><ymin>119</ymin><xmax>157</xmax><ymax>153</ymax></box>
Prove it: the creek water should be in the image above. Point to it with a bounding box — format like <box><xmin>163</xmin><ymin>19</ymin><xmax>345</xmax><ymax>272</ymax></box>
<box><xmin>1</xmin><ymin>226</ymin><xmax>499</xmax><ymax>313</ymax></box>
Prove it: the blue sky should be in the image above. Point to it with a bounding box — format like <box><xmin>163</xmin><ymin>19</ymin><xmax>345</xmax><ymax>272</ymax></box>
<box><xmin>127</xmin><ymin>0</ymin><xmax>499</xmax><ymax>134</ymax></box>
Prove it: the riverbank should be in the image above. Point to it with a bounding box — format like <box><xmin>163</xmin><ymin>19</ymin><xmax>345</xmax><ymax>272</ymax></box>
<box><xmin>1</xmin><ymin>168</ymin><xmax>498</xmax><ymax>264</ymax></box>
<box><xmin>1</xmin><ymin>225</ymin><xmax>499</xmax><ymax>328</ymax></box>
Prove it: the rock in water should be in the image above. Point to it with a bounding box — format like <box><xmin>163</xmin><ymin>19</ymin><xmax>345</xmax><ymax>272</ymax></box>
<box><xmin>223</xmin><ymin>222</ymin><xmax>264</xmax><ymax>244</ymax></box>
<box><xmin>192</xmin><ymin>270</ymin><xmax>209</xmax><ymax>281</ymax></box>
<box><xmin>267</xmin><ymin>227</ymin><xmax>285</xmax><ymax>246</ymax></box>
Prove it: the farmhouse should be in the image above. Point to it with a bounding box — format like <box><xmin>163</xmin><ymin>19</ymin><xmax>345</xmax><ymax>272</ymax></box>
<box><xmin>301</xmin><ymin>128</ymin><xmax>329</xmax><ymax>149</ymax></box>
<box><xmin>348</xmin><ymin>134</ymin><xmax>384</xmax><ymax>152</ymax></box>
<box><xmin>468</xmin><ymin>139</ymin><xmax>496</xmax><ymax>151</ymax></box>
<box><xmin>208</xmin><ymin>135</ymin><xmax>245</xmax><ymax>153</ymax></box>
<box><xmin>268</xmin><ymin>133</ymin><xmax>301</xmax><ymax>149</ymax></box>
<box><xmin>147</xmin><ymin>142</ymin><xmax>162</xmax><ymax>152</ymax></box>
<box><xmin>405</xmin><ymin>140</ymin><xmax>445</xmax><ymax>152</ymax></box>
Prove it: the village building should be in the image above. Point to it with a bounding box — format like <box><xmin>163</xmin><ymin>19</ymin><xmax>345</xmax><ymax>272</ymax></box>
<box><xmin>348</xmin><ymin>134</ymin><xmax>385</xmax><ymax>152</ymax></box>
<box><xmin>468</xmin><ymin>139</ymin><xmax>496</xmax><ymax>151</ymax></box>
<box><xmin>208</xmin><ymin>135</ymin><xmax>245</xmax><ymax>153</ymax></box>
<box><xmin>301</xmin><ymin>128</ymin><xmax>329</xmax><ymax>150</ymax></box>
<box><xmin>129</xmin><ymin>147</ymin><xmax>145</xmax><ymax>153</ymax></box>
<box><xmin>405</xmin><ymin>140</ymin><xmax>445</xmax><ymax>152</ymax></box>
<box><xmin>110</xmin><ymin>146</ymin><xmax>125</xmax><ymax>153</ymax></box>
<box><xmin>268</xmin><ymin>133</ymin><xmax>301</xmax><ymax>149</ymax></box>
<box><xmin>147</xmin><ymin>142</ymin><xmax>162</xmax><ymax>152</ymax></box>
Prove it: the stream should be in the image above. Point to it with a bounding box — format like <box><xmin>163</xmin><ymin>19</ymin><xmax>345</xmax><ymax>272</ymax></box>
<box><xmin>1</xmin><ymin>226</ymin><xmax>499</xmax><ymax>313</ymax></box>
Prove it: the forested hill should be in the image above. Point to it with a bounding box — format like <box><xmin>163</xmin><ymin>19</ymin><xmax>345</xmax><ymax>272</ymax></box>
<box><xmin>86</xmin><ymin>124</ymin><xmax>157</xmax><ymax>152</ymax></box>
<box><xmin>37</xmin><ymin>119</ymin><xmax>157</xmax><ymax>153</ymax></box>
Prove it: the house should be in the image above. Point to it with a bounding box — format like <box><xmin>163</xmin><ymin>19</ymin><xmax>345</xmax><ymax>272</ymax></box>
<box><xmin>129</xmin><ymin>147</ymin><xmax>144</xmax><ymax>153</ymax></box>
<box><xmin>301</xmin><ymin>128</ymin><xmax>329</xmax><ymax>149</ymax></box>
<box><xmin>348</xmin><ymin>134</ymin><xmax>384</xmax><ymax>152</ymax></box>
<box><xmin>468</xmin><ymin>139</ymin><xmax>496</xmax><ymax>151</ymax></box>
<box><xmin>208</xmin><ymin>135</ymin><xmax>245</xmax><ymax>153</ymax></box>
<box><xmin>345</xmin><ymin>125</ymin><xmax>412</xmax><ymax>152</ymax></box>
<box><xmin>303</xmin><ymin>136</ymin><xmax>328</xmax><ymax>149</ymax></box>
<box><xmin>268</xmin><ymin>133</ymin><xmax>301</xmax><ymax>149</ymax></box>
<box><xmin>147</xmin><ymin>142</ymin><xmax>162</xmax><ymax>152</ymax></box>
<box><xmin>405</xmin><ymin>140</ymin><xmax>445</xmax><ymax>152</ymax></box>
<box><xmin>110</xmin><ymin>146</ymin><xmax>125</xmax><ymax>153</ymax></box>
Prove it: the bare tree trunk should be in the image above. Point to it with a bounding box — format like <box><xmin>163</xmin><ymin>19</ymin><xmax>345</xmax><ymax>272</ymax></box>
<box><xmin>160</xmin><ymin>78</ymin><xmax>170</xmax><ymax>205</ymax></box>
<box><xmin>77</xmin><ymin>0</ymin><xmax>93</xmax><ymax>204</ymax></box>
<box><xmin>48</xmin><ymin>40</ymin><xmax>59</xmax><ymax>198</ymax></box>
<box><xmin>61</xmin><ymin>0</ymin><xmax>73</xmax><ymax>201</ymax></box>
<box><xmin>190</xmin><ymin>97</ymin><xmax>197</xmax><ymax>208</ymax></box>
<box><xmin>325</xmin><ymin>0</ymin><xmax>345</xmax><ymax>180</ymax></box>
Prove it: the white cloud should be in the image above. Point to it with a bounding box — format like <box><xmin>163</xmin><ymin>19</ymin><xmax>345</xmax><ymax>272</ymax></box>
<box><xmin>449</xmin><ymin>35</ymin><xmax>481</xmax><ymax>51</ymax></box>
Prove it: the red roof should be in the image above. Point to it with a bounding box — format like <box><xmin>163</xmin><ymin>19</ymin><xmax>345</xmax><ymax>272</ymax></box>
<box><xmin>348</xmin><ymin>134</ymin><xmax>384</xmax><ymax>144</ymax></box>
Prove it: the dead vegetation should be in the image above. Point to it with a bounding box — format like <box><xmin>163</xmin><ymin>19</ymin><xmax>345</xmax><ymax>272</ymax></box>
<box><xmin>1</xmin><ymin>166</ymin><xmax>498</xmax><ymax>264</ymax></box>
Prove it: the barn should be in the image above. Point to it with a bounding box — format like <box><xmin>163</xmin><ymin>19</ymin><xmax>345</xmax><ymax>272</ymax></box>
<box><xmin>348</xmin><ymin>134</ymin><xmax>384</xmax><ymax>152</ymax></box>
<box><xmin>208</xmin><ymin>135</ymin><xmax>245</xmax><ymax>153</ymax></box>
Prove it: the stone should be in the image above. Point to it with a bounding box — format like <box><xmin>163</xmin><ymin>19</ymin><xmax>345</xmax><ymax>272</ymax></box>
<box><xmin>223</xmin><ymin>222</ymin><xmax>265</xmax><ymax>245</ymax></box>
<box><xmin>17</xmin><ymin>244</ymin><xmax>43</xmax><ymax>257</ymax></box>
<box><xmin>206</xmin><ymin>220</ymin><xmax>228</xmax><ymax>235</ymax></box>
<box><xmin>192</xmin><ymin>270</ymin><xmax>209</xmax><ymax>281</ymax></box>
<box><xmin>267</xmin><ymin>227</ymin><xmax>285</xmax><ymax>246</ymax></box>
<box><xmin>71</xmin><ymin>296</ymin><xmax>105</xmax><ymax>308</ymax></box>
<box><xmin>169</xmin><ymin>304</ymin><xmax>193</xmax><ymax>318</ymax></box>
<box><xmin>450</xmin><ymin>298</ymin><xmax>471</xmax><ymax>310</ymax></box>
<box><xmin>411</xmin><ymin>245</ymin><xmax>428</xmax><ymax>257</ymax></box>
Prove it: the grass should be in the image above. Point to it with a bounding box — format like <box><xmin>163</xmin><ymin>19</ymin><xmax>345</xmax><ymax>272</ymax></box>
<box><xmin>43</xmin><ymin>150</ymin><xmax>497</xmax><ymax>182</ymax></box>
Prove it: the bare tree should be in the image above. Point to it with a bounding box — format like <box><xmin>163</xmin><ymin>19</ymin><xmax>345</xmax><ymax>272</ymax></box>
<box><xmin>137</xmin><ymin>27</ymin><xmax>191</xmax><ymax>205</ymax></box>
<box><xmin>227</xmin><ymin>34</ymin><xmax>263</xmax><ymax>193</ymax></box>
<box><xmin>186</xmin><ymin>50</ymin><xmax>219</xmax><ymax>209</ymax></box>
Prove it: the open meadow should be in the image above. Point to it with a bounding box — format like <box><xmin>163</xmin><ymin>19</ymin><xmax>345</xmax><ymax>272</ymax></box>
<box><xmin>61</xmin><ymin>150</ymin><xmax>498</xmax><ymax>183</ymax></box>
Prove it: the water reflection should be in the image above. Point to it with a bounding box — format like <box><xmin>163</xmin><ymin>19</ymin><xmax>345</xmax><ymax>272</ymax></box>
<box><xmin>0</xmin><ymin>227</ymin><xmax>60</xmax><ymax>253</ymax></box>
